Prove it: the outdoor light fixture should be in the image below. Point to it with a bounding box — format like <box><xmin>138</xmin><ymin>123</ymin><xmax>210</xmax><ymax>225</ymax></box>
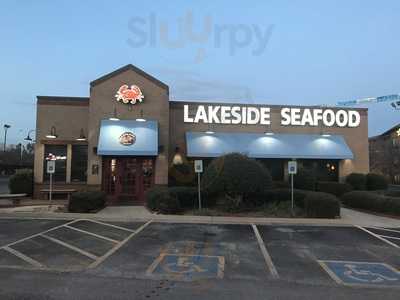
<box><xmin>205</xmin><ymin>130</ymin><xmax>215</xmax><ymax>134</ymax></box>
<box><xmin>321</xmin><ymin>133</ymin><xmax>331</xmax><ymax>137</ymax></box>
<box><xmin>24</xmin><ymin>129</ymin><xmax>36</xmax><ymax>142</ymax></box>
<box><xmin>45</xmin><ymin>126</ymin><xmax>58</xmax><ymax>139</ymax></box>
<box><xmin>136</xmin><ymin>109</ymin><xmax>146</xmax><ymax>122</ymax></box>
<box><xmin>76</xmin><ymin>128</ymin><xmax>87</xmax><ymax>141</ymax></box>
<box><xmin>109</xmin><ymin>107</ymin><xmax>120</xmax><ymax>121</ymax></box>
<box><xmin>265</xmin><ymin>132</ymin><xmax>274</xmax><ymax>136</ymax></box>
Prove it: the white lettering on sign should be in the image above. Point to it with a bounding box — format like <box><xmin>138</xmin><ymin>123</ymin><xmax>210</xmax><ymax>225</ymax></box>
<box><xmin>183</xmin><ymin>105</ymin><xmax>361</xmax><ymax>127</ymax></box>
<box><xmin>184</xmin><ymin>105</ymin><xmax>271</xmax><ymax>125</ymax></box>
<box><xmin>280</xmin><ymin>107</ymin><xmax>361</xmax><ymax>127</ymax></box>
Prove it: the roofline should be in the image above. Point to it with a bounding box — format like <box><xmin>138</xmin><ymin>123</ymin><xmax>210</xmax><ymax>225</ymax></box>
<box><xmin>169</xmin><ymin>99</ymin><xmax>368</xmax><ymax>111</ymax></box>
<box><xmin>37</xmin><ymin>96</ymin><xmax>89</xmax><ymax>106</ymax></box>
<box><xmin>90</xmin><ymin>64</ymin><xmax>169</xmax><ymax>93</ymax></box>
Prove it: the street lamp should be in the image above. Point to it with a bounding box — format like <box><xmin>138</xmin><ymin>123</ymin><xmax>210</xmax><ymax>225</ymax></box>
<box><xmin>3</xmin><ymin>124</ymin><xmax>11</xmax><ymax>152</ymax></box>
<box><xmin>24</xmin><ymin>129</ymin><xmax>36</xmax><ymax>142</ymax></box>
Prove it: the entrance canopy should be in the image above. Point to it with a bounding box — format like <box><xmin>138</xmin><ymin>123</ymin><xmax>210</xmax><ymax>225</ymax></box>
<box><xmin>186</xmin><ymin>132</ymin><xmax>353</xmax><ymax>159</ymax></box>
<box><xmin>98</xmin><ymin>120</ymin><xmax>158</xmax><ymax>156</ymax></box>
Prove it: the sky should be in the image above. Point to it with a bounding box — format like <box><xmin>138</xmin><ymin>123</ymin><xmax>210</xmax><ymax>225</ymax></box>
<box><xmin>0</xmin><ymin>0</ymin><xmax>399</xmax><ymax>144</ymax></box>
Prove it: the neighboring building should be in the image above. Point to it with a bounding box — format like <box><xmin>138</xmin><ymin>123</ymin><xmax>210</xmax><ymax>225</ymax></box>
<box><xmin>369</xmin><ymin>124</ymin><xmax>400</xmax><ymax>184</ymax></box>
<box><xmin>34</xmin><ymin>64</ymin><xmax>369</xmax><ymax>205</ymax></box>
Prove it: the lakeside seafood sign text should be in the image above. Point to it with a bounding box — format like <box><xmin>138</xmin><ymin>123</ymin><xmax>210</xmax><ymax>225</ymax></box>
<box><xmin>183</xmin><ymin>105</ymin><xmax>361</xmax><ymax>128</ymax></box>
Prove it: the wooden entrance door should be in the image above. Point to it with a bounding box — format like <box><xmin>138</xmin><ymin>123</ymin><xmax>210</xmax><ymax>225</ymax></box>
<box><xmin>102</xmin><ymin>157</ymin><xmax>155</xmax><ymax>205</ymax></box>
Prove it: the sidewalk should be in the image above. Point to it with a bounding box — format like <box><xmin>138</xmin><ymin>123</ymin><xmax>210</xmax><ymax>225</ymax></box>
<box><xmin>0</xmin><ymin>205</ymin><xmax>399</xmax><ymax>228</ymax></box>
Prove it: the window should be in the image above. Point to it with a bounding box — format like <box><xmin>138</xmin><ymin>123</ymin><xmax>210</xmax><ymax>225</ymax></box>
<box><xmin>257</xmin><ymin>159</ymin><xmax>285</xmax><ymax>181</ymax></box>
<box><xmin>71</xmin><ymin>145</ymin><xmax>88</xmax><ymax>182</ymax></box>
<box><xmin>299</xmin><ymin>159</ymin><xmax>339</xmax><ymax>182</ymax></box>
<box><xmin>44</xmin><ymin>145</ymin><xmax>67</xmax><ymax>182</ymax></box>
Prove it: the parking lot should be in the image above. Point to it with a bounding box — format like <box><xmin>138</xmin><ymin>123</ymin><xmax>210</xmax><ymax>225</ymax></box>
<box><xmin>0</xmin><ymin>218</ymin><xmax>399</xmax><ymax>299</ymax></box>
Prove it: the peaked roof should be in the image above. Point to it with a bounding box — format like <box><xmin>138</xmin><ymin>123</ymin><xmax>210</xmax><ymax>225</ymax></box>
<box><xmin>90</xmin><ymin>64</ymin><xmax>169</xmax><ymax>92</ymax></box>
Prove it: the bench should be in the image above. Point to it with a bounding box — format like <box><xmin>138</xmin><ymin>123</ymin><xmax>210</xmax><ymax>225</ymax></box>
<box><xmin>40</xmin><ymin>189</ymin><xmax>77</xmax><ymax>201</ymax></box>
<box><xmin>0</xmin><ymin>194</ymin><xmax>28</xmax><ymax>206</ymax></box>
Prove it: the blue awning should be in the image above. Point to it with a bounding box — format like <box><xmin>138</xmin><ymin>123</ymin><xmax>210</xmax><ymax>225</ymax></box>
<box><xmin>186</xmin><ymin>132</ymin><xmax>353</xmax><ymax>159</ymax></box>
<box><xmin>97</xmin><ymin>120</ymin><xmax>158</xmax><ymax>156</ymax></box>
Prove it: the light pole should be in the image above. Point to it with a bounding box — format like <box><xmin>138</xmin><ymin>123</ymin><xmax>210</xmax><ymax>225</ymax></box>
<box><xmin>3</xmin><ymin>124</ymin><xmax>11</xmax><ymax>152</ymax></box>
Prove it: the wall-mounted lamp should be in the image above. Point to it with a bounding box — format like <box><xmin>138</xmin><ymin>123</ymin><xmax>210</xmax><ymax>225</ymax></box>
<box><xmin>109</xmin><ymin>106</ymin><xmax>120</xmax><ymax>121</ymax></box>
<box><xmin>76</xmin><ymin>128</ymin><xmax>87</xmax><ymax>141</ymax></box>
<box><xmin>205</xmin><ymin>123</ymin><xmax>215</xmax><ymax>134</ymax></box>
<box><xmin>46</xmin><ymin>126</ymin><xmax>58</xmax><ymax>139</ymax></box>
<box><xmin>136</xmin><ymin>109</ymin><xmax>146</xmax><ymax>122</ymax></box>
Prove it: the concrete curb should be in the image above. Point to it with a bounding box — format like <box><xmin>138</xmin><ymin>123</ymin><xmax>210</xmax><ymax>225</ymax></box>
<box><xmin>0</xmin><ymin>211</ymin><xmax>354</xmax><ymax>226</ymax></box>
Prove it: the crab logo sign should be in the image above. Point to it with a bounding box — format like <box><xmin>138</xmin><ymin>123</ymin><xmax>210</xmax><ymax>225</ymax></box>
<box><xmin>115</xmin><ymin>84</ymin><xmax>144</xmax><ymax>104</ymax></box>
<box><xmin>119</xmin><ymin>132</ymin><xmax>136</xmax><ymax>146</ymax></box>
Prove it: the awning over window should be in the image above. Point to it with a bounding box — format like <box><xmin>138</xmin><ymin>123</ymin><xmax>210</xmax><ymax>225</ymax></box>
<box><xmin>185</xmin><ymin>132</ymin><xmax>353</xmax><ymax>160</ymax></box>
<box><xmin>97</xmin><ymin>120</ymin><xmax>158</xmax><ymax>156</ymax></box>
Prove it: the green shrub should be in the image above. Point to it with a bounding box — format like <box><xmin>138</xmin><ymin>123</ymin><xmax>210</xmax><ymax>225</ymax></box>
<box><xmin>8</xmin><ymin>169</ymin><xmax>33</xmax><ymax>196</ymax></box>
<box><xmin>168</xmin><ymin>186</ymin><xmax>197</xmax><ymax>208</ymax></box>
<box><xmin>201</xmin><ymin>153</ymin><xmax>272</xmax><ymax>209</ymax></box>
<box><xmin>264</xmin><ymin>188</ymin><xmax>309</xmax><ymax>207</ymax></box>
<box><xmin>273</xmin><ymin>181</ymin><xmax>290</xmax><ymax>188</ymax></box>
<box><xmin>145</xmin><ymin>186</ymin><xmax>182</xmax><ymax>214</ymax></box>
<box><xmin>68</xmin><ymin>191</ymin><xmax>106</xmax><ymax>213</ymax></box>
<box><xmin>294</xmin><ymin>168</ymin><xmax>316</xmax><ymax>191</ymax></box>
<box><xmin>317</xmin><ymin>181</ymin><xmax>353</xmax><ymax>197</ymax></box>
<box><xmin>341</xmin><ymin>191</ymin><xmax>400</xmax><ymax>215</ymax></box>
<box><xmin>304</xmin><ymin>192</ymin><xmax>340</xmax><ymax>218</ymax></box>
<box><xmin>346</xmin><ymin>173</ymin><xmax>367</xmax><ymax>190</ymax></box>
<box><xmin>366</xmin><ymin>173</ymin><xmax>388</xmax><ymax>191</ymax></box>
<box><xmin>385</xmin><ymin>189</ymin><xmax>400</xmax><ymax>197</ymax></box>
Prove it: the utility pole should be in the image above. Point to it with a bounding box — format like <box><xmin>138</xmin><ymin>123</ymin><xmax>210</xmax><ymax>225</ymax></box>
<box><xmin>3</xmin><ymin>124</ymin><xmax>11</xmax><ymax>152</ymax></box>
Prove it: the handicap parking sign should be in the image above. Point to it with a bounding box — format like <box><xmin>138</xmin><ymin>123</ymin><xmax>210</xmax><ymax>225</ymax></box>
<box><xmin>146</xmin><ymin>254</ymin><xmax>225</xmax><ymax>281</ymax></box>
<box><xmin>319</xmin><ymin>260</ymin><xmax>400</xmax><ymax>287</ymax></box>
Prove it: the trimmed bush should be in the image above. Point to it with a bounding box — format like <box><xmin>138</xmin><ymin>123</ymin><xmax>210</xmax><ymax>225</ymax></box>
<box><xmin>341</xmin><ymin>191</ymin><xmax>400</xmax><ymax>215</ymax></box>
<box><xmin>168</xmin><ymin>186</ymin><xmax>197</xmax><ymax>208</ymax></box>
<box><xmin>201</xmin><ymin>153</ymin><xmax>272</xmax><ymax>209</ymax></box>
<box><xmin>264</xmin><ymin>188</ymin><xmax>309</xmax><ymax>207</ymax></box>
<box><xmin>366</xmin><ymin>173</ymin><xmax>388</xmax><ymax>191</ymax></box>
<box><xmin>68</xmin><ymin>191</ymin><xmax>106</xmax><ymax>213</ymax></box>
<box><xmin>304</xmin><ymin>192</ymin><xmax>340</xmax><ymax>218</ymax></box>
<box><xmin>294</xmin><ymin>168</ymin><xmax>316</xmax><ymax>191</ymax></box>
<box><xmin>145</xmin><ymin>186</ymin><xmax>182</xmax><ymax>214</ymax></box>
<box><xmin>8</xmin><ymin>169</ymin><xmax>33</xmax><ymax>196</ymax></box>
<box><xmin>273</xmin><ymin>181</ymin><xmax>290</xmax><ymax>189</ymax></box>
<box><xmin>317</xmin><ymin>181</ymin><xmax>353</xmax><ymax>197</ymax></box>
<box><xmin>345</xmin><ymin>173</ymin><xmax>367</xmax><ymax>190</ymax></box>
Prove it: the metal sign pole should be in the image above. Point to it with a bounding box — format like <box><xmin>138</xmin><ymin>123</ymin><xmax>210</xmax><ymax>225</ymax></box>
<box><xmin>48</xmin><ymin>172</ymin><xmax>53</xmax><ymax>210</ymax></box>
<box><xmin>291</xmin><ymin>173</ymin><xmax>294</xmax><ymax>216</ymax></box>
<box><xmin>198</xmin><ymin>172</ymin><xmax>202</xmax><ymax>210</ymax></box>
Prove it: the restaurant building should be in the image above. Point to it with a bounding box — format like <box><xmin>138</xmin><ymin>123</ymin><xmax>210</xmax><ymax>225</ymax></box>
<box><xmin>34</xmin><ymin>64</ymin><xmax>369</xmax><ymax>204</ymax></box>
<box><xmin>369</xmin><ymin>124</ymin><xmax>400</xmax><ymax>184</ymax></box>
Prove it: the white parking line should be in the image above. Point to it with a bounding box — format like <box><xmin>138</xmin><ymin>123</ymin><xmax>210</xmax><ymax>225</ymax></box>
<box><xmin>3</xmin><ymin>246</ymin><xmax>45</xmax><ymax>269</ymax></box>
<box><xmin>367</xmin><ymin>226</ymin><xmax>400</xmax><ymax>235</ymax></box>
<box><xmin>79</xmin><ymin>219</ymin><xmax>135</xmax><ymax>233</ymax></box>
<box><xmin>64</xmin><ymin>225</ymin><xmax>120</xmax><ymax>244</ymax></box>
<box><xmin>41</xmin><ymin>234</ymin><xmax>99</xmax><ymax>260</ymax></box>
<box><xmin>251</xmin><ymin>224</ymin><xmax>279</xmax><ymax>279</ymax></box>
<box><xmin>89</xmin><ymin>220</ymin><xmax>153</xmax><ymax>269</ymax></box>
<box><xmin>356</xmin><ymin>226</ymin><xmax>400</xmax><ymax>249</ymax></box>
<box><xmin>0</xmin><ymin>219</ymin><xmax>80</xmax><ymax>250</ymax></box>
<box><xmin>379</xmin><ymin>235</ymin><xmax>400</xmax><ymax>241</ymax></box>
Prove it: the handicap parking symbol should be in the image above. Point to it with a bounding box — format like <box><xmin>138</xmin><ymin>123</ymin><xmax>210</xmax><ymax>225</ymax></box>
<box><xmin>146</xmin><ymin>254</ymin><xmax>225</xmax><ymax>281</ymax></box>
<box><xmin>319</xmin><ymin>260</ymin><xmax>400</xmax><ymax>287</ymax></box>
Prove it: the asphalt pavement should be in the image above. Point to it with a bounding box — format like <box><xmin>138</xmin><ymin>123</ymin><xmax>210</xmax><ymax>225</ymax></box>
<box><xmin>0</xmin><ymin>218</ymin><xmax>399</xmax><ymax>299</ymax></box>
